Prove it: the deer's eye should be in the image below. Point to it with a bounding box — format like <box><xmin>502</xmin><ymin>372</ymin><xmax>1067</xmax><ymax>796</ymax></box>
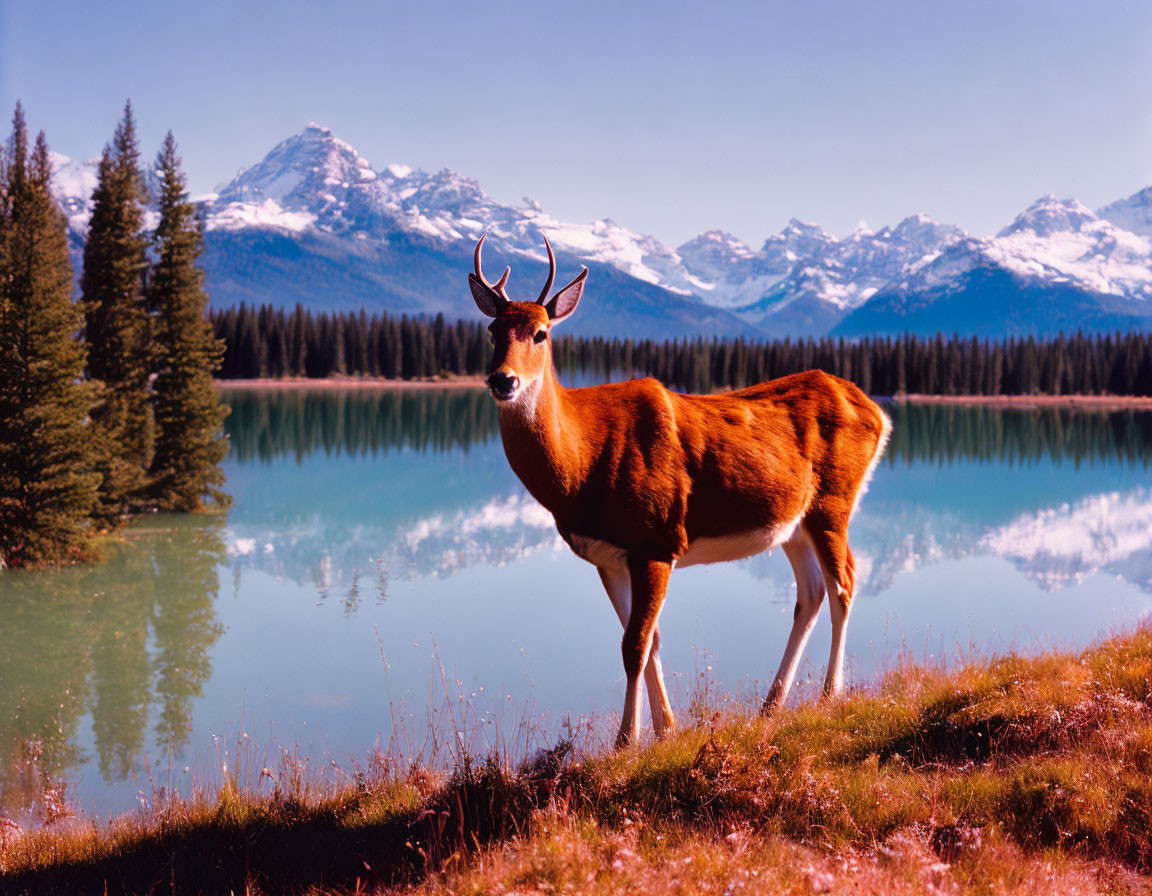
<box><xmin>533</xmin><ymin>329</ymin><xmax>547</xmax><ymax>344</ymax></box>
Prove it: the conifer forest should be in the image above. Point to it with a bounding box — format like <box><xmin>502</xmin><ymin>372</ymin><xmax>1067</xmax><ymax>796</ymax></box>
<box><xmin>212</xmin><ymin>302</ymin><xmax>1152</xmax><ymax>398</ymax></box>
<box><xmin>0</xmin><ymin>103</ymin><xmax>228</xmax><ymax>568</ymax></box>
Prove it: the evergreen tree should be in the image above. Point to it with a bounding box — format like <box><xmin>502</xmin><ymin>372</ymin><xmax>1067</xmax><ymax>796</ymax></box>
<box><xmin>147</xmin><ymin>132</ymin><xmax>230</xmax><ymax>511</ymax></box>
<box><xmin>0</xmin><ymin>104</ymin><xmax>100</xmax><ymax>566</ymax></box>
<box><xmin>81</xmin><ymin>101</ymin><xmax>152</xmax><ymax>523</ymax></box>
<box><xmin>289</xmin><ymin>303</ymin><xmax>309</xmax><ymax>375</ymax></box>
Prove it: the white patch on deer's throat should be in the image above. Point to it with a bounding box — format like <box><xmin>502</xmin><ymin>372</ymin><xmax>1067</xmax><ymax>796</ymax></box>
<box><xmin>495</xmin><ymin>375</ymin><xmax>542</xmax><ymax>419</ymax></box>
<box><xmin>677</xmin><ymin>515</ymin><xmax>803</xmax><ymax>568</ymax></box>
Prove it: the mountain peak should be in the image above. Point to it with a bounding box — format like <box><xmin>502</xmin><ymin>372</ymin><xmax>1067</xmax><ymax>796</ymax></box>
<box><xmin>1098</xmin><ymin>185</ymin><xmax>1152</xmax><ymax>238</ymax></box>
<box><xmin>678</xmin><ymin>229</ymin><xmax>752</xmax><ymax>252</ymax></box>
<box><xmin>677</xmin><ymin>229</ymin><xmax>756</xmax><ymax>280</ymax></box>
<box><xmin>46</xmin><ymin>150</ymin><xmax>102</xmax><ymax>233</ymax></box>
<box><xmin>997</xmin><ymin>194</ymin><xmax>1097</xmax><ymax>239</ymax></box>
<box><xmin>783</xmin><ymin>217</ymin><xmax>823</xmax><ymax>234</ymax></box>
<box><xmin>759</xmin><ymin>218</ymin><xmax>835</xmax><ymax>261</ymax></box>
<box><xmin>216</xmin><ymin>124</ymin><xmax>380</xmax><ymax>213</ymax></box>
<box><xmin>888</xmin><ymin>213</ymin><xmax>963</xmax><ymax>246</ymax></box>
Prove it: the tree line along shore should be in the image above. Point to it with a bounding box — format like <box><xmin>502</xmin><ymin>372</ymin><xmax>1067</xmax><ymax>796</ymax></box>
<box><xmin>211</xmin><ymin>303</ymin><xmax>1152</xmax><ymax>398</ymax></box>
<box><xmin>0</xmin><ymin>102</ymin><xmax>228</xmax><ymax>569</ymax></box>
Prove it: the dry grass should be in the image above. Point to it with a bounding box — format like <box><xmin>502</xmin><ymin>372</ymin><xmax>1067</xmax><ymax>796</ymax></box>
<box><xmin>3</xmin><ymin>625</ymin><xmax>1152</xmax><ymax>895</ymax></box>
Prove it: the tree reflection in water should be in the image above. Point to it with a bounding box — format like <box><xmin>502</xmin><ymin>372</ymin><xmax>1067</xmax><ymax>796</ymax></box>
<box><xmin>0</xmin><ymin>516</ymin><xmax>224</xmax><ymax>817</ymax></box>
<box><xmin>224</xmin><ymin>388</ymin><xmax>499</xmax><ymax>463</ymax></box>
<box><xmin>224</xmin><ymin>388</ymin><xmax>1152</xmax><ymax>468</ymax></box>
<box><xmin>883</xmin><ymin>403</ymin><xmax>1152</xmax><ymax>468</ymax></box>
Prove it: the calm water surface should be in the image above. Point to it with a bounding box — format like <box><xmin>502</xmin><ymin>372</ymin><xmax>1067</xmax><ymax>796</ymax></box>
<box><xmin>2</xmin><ymin>389</ymin><xmax>1151</xmax><ymax>821</ymax></box>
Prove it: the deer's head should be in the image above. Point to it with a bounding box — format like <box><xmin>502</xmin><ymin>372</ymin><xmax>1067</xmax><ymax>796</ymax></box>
<box><xmin>469</xmin><ymin>234</ymin><xmax>587</xmax><ymax>404</ymax></box>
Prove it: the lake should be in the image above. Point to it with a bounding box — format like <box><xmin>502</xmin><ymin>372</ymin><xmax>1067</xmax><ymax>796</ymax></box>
<box><xmin>2</xmin><ymin>388</ymin><xmax>1151</xmax><ymax>823</ymax></box>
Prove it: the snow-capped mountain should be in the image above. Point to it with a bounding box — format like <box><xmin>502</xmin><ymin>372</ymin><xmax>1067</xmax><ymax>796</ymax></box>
<box><xmin>836</xmin><ymin>195</ymin><xmax>1152</xmax><ymax>337</ymax></box>
<box><xmin>47</xmin><ymin>150</ymin><xmax>99</xmax><ymax>231</ymax></box>
<box><xmin>734</xmin><ymin>215</ymin><xmax>966</xmax><ymax>336</ymax></box>
<box><xmin>1099</xmin><ymin>187</ymin><xmax>1152</xmax><ymax>238</ymax></box>
<box><xmin>48</xmin><ymin>124</ymin><xmax>1152</xmax><ymax>339</ymax></box>
<box><xmin>204</xmin><ymin>126</ymin><xmax>770</xmax><ymax>339</ymax></box>
<box><xmin>676</xmin><ymin>220</ymin><xmax>842</xmax><ymax>318</ymax></box>
<box><xmin>51</xmin><ymin>126</ymin><xmax>761</xmax><ymax>339</ymax></box>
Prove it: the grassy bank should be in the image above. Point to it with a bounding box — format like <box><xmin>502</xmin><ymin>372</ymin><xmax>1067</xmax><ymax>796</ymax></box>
<box><xmin>3</xmin><ymin>626</ymin><xmax>1152</xmax><ymax>895</ymax></box>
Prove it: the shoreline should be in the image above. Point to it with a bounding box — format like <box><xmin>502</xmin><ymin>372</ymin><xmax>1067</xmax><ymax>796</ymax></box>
<box><xmin>215</xmin><ymin>378</ymin><xmax>1152</xmax><ymax>408</ymax></box>
<box><xmin>216</xmin><ymin>375</ymin><xmax>487</xmax><ymax>391</ymax></box>
<box><xmin>892</xmin><ymin>392</ymin><xmax>1152</xmax><ymax>409</ymax></box>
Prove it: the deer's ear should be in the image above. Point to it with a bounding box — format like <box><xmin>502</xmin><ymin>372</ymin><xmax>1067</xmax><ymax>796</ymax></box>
<box><xmin>469</xmin><ymin>274</ymin><xmax>502</xmax><ymax>317</ymax></box>
<box><xmin>545</xmin><ymin>268</ymin><xmax>587</xmax><ymax>324</ymax></box>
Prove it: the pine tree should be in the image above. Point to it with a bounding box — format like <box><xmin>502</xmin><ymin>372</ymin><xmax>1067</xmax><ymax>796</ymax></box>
<box><xmin>81</xmin><ymin>101</ymin><xmax>153</xmax><ymax>523</ymax></box>
<box><xmin>0</xmin><ymin>104</ymin><xmax>100</xmax><ymax>566</ymax></box>
<box><xmin>146</xmin><ymin>132</ymin><xmax>230</xmax><ymax>511</ymax></box>
<box><xmin>289</xmin><ymin>303</ymin><xmax>309</xmax><ymax>375</ymax></box>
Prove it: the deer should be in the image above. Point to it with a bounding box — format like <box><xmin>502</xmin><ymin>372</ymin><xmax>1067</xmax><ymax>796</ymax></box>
<box><xmin>469</xmin><ymin>234</ymin><xmax>892</xmax><ymax>747</ymax></box>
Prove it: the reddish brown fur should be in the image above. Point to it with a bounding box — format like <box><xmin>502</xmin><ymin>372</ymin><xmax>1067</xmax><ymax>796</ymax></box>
<box><xmin>489</xmin><ymin>304</ymin><xmax>886</xmax><ymax>572</ymax></box>
<box><xmin>484</xmin><ymin>297</ymin><xmax>889</xmax><ymax>747</ymax></box>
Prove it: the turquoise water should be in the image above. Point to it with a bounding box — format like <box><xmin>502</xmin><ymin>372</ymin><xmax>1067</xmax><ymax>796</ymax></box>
<box><xmin>2</xmin><ymin>390</ymin><xmax>1150</xmax><ymax>822</ymax></box>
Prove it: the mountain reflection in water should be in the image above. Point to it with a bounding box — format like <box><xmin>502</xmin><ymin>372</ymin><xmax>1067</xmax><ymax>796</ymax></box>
<box><xmin>223</xmin><ymin>393</ymin><xmax>1152</xmax><ymax>595</ymax></box>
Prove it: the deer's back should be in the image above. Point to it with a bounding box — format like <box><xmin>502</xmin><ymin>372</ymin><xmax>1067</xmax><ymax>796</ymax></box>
<box><xmin>558</xmin><ymin>370</ymin><xmax>889</xmax><ymax>560</ymax></box>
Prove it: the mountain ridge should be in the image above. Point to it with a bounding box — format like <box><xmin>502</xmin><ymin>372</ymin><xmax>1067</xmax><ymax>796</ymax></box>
<box><xmin>49</xmin><ymin>125</ymin><xmax>1152</xmax><ymax>339</ymax></box>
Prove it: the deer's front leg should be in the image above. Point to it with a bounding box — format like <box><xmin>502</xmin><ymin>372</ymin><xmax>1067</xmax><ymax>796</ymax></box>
<box><xmin>598</xmin><ymin>564</ymin><xmax>676</xmax><ymax>738</ymax></box>
<box><xmin>617</xmin><ymin>556</ymin><xmax>672</xmax><ymax>748</ymax></box>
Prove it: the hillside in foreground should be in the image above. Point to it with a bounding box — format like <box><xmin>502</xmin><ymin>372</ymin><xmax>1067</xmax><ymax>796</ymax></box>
<box><xmin>3</xmin><ymin>626</ymin><xmax>1151</xmax><ymax>895</ymax></box>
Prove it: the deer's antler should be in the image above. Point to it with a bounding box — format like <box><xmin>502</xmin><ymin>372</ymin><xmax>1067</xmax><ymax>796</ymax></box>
<box><xmin>473</xmin><ymin>233</ymin><xmax>511</xmax><ymax>309</ymax></box>
<box><xmin>536</xmin><ymin>234</ymin><xmax>556</xmax><ymax>304</ymax></box>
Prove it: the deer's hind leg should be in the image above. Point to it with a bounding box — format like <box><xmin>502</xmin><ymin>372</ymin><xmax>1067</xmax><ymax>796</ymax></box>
<box><xmin>803</xmin><ymin>513</ymin><xmax>857</xmax><ymax>698</ymax></box>
<box><xmin>598</xmin><ymin>562</ymin><xmax>675</xmax><ymax>740</ymax></box>
<box><xmin>763</xmin><ymin>529</ymin><xmax>826</xmax><ymax>711</ymax></box>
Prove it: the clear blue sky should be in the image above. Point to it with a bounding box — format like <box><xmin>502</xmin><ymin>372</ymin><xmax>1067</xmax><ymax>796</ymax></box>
<box><xmin>3</xmin><ymin>0</ymin><xmax>1150</xmax><ymax>246</ymax></box>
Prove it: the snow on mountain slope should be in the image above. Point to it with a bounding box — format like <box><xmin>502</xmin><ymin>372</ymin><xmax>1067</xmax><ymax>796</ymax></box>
<box><xmin>677</xmin><ymin>229</ymin><xmax>775</xmax><ymax>301</ymax></box>
<box><xmin>836</xmin><ymin>194</ymin><xmax>1152</xmax><ymax>336</ymax></box>
<box><xmin>992</xmin><ymin>195</ymin><xmax>1152</xmax><ymax>297</ymax></box>
<box><xmin>732</xmin><ymin>214</ymin><xmax>965</xmax><ymax>335</ymax></box>
<box><xmin>44</xmin><ymin>124</ymin><xmax>1152</xmax><ymax>338</ymax></box>
<box><xmin>1099</xmin><ymin>186</ymin><xmax>1152</xmax><ymax>239</ymax></box>
<box><xmin>804</xmin><ymin>215</ymin><xmax>964</xmax><ymax>308</ymax></box>
<box><xmin>48</xmin><ymin>150</ymin><xmax>99</xmax><ymax>231</ymax></box>
<box><xmin>202</xmin><ymin>126</ymin><xmax>702</xmax><ymax>298</ymax></box>
<box><xmin>883</xmin><ymin>197</ymin><xmax>1152</xmax><ymax>303</ymax></box>
<box><xmin>677</xmin><ymin>230</ymin><xmax>758</xmax><ymax>281</ymax></box>
<box><xmin>46</xmin><ymin>125</ymin><xmax>954</xmax><ymax>320</ymax></box>
<box><xmin>50</xmin><ymin>148</ymin><xmax>165</xmax><ymax>234</ymax></box>
<box><xmin>676</xmin><ymin>220</ymin><xmax>842</xmax><ymax>311</ymax></box>
<box><xmin>212</xmin><ymin>124</ymin><xmax>394</xmax><ymax>235</ymax></box>
<box><xmin>733</xmin><ymin>195</ymin><xmax>1152</xmax><ymax>336</ymax></box>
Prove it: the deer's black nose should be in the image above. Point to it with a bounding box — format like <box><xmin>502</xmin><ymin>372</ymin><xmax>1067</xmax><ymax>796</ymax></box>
<box><xmin>487</xmin><ymin>371</ymin><xmax>520</xmax><ymax>400</ymax></box>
